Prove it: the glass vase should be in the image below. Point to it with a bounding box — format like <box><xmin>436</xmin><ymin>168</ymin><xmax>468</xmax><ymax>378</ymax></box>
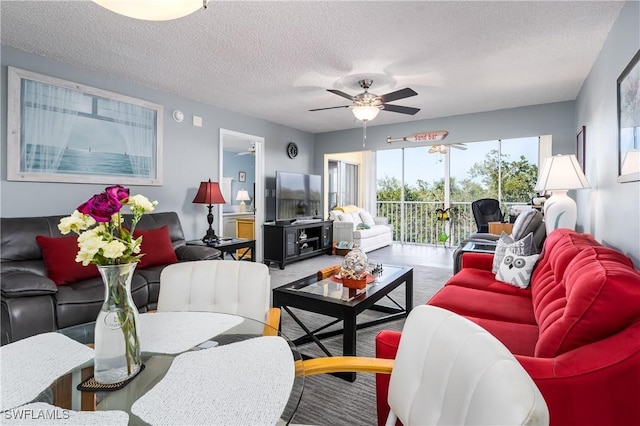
<box><xmin>94</xmin><ymin>263</ymin><xmax>142</xmax><ymax>384</ymax></box>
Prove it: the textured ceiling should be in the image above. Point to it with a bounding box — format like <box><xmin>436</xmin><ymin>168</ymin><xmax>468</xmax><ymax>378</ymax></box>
<box><xmin>1</xmin><ymin>1</ymin><xmax>624</xmax><ymax>134</ymax></box>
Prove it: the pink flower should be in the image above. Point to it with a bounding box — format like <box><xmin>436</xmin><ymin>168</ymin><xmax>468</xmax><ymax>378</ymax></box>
<box><xmin>105</xmin><ymin>185</ymin><xmax>129</xmax><ymax>202</ymax></box>
<box><xmin>78</xmin><ymin>192</ymin><xmax>122</xmax><ymax>222</ymax></box>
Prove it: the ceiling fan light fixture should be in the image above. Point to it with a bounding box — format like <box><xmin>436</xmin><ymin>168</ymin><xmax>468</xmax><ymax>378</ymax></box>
<box><xmin>92</xmin><ymin>0</ymin><xmax>208</xmax><ymax>21</ymax></box>
<box><xmin>352</xmin><ymin>105</ymin><xmax>380</xmax><ymax>122</ymax></box>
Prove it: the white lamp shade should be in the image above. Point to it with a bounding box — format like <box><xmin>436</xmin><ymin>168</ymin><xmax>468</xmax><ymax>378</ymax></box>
<box><xmin>535</xmin><ymin>154</ymin><xmax>590</xmax><ymax>192</ymax></box>
<box><xmin>236</xmin><ymin>190</ymin><xmax>250</xmax><ymax>202</ymax></box>
<box><xmin>535</xmin><ymin>154</ymin><xmax>590</xmax><ymax>235</ymax></box>
<box><xmin>621</xmin><ymin>150</ymin><xmax>640</xmax><ymax>175</ymax></box>
<box><xmin>93</xmin><ymin>0</ymin><xmax>208</xmax><ymax>21</ymax></box>
<box><xmin>352</xmin><ymin>105</ymin><xmax>380</xmax><ymax>122</ymax></box>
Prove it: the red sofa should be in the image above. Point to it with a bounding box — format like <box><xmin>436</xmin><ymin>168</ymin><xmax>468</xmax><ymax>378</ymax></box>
<box><xmin>375</xmin><ymin>229</ymin><xmax>640</xmax><ymax>426</ymax></box>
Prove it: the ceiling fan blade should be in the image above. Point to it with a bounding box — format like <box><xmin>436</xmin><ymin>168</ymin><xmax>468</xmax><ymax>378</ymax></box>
<box><xmin>382</xmin><ymin>104</ymin><xmax>421</xmax><ymax>115</ymax></box>
<box><xmin>327</xmin><ymin>89</ymin><xmax>355</xmax><ymax>101</ymax></box>
<box><xmin>378</xmin><ymin>88</ymin><xmax>418</xmax><ymax>103</ymax></box>
<box><xmin>309</xmin><ymin>105</ymin><xmax>350</xmax><ymax>112</ymax></box>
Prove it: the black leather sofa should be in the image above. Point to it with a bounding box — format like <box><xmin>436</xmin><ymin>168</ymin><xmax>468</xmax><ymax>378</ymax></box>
<box><xmin>1</xmin><ymin>212</ymin><xmax>221</xmax><ymax>345</ymax></box>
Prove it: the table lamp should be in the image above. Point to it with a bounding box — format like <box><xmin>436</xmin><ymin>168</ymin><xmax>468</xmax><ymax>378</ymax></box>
<box><xmin>192</xmin><ymin>179</ymin><xmax>226</xmax><ymax>244</ymax></box>
<box><xmin>535</xmin><ymin>154</ymin><xmax>590</xmax><ymax>235</ymax></box>
<box><xmin>236</xmin><ymin>189</ymin><xmax>251</xmax><ymax>213</ymax></box>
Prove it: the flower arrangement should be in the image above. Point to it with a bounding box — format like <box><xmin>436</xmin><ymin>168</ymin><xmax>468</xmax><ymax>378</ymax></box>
<box><xmin>58</xmin><ymin>185</ymin><xmax>157</xmax><ymax>383</ymax></box>
<box><xmin>58</xmin><ymin>185</ymin><xmax>157</xmax><ymax>266</ymax></box>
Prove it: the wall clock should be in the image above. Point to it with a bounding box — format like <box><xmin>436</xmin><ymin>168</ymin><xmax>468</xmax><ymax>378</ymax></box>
<box><xmin>287</xmin><ymin>142</ymin><xmax>298</xmax><ymax>159</ymax></box>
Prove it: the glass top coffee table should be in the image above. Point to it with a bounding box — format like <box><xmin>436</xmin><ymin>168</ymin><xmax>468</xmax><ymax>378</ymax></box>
<box><xmin>273</xmin><ymin>264</ymin><xmax>413</xmax><ymax>382</ymax></box>
<box><xmin>49</xmin><ymin>313</ymin><xmax>304</xmax><ymax>425</ymax></box>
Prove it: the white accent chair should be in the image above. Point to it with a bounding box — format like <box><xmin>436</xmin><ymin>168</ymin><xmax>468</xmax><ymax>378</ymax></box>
<box><xmin>158</xmin><ymin>260</ymin><xmax>279</xmax><ymax>335</ymax></box>
<box><xmin>297</xmin><ymin>305</ymin><xmax>549</xmax><ymax>426</ymax></box>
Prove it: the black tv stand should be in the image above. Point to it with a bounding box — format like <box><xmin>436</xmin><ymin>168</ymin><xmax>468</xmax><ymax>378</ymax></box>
<box><xmin>263</xmin><ymin>220</ymin><xmax>333</xmax><ymax>269</ymax></box>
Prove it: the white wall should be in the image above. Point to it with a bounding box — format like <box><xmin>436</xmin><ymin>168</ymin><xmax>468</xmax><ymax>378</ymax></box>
<box><xmin>575</xmin><ymin>0</ymin><xmax>640</xmax><ymax>266</ymax></box>
<box><xmin>0</xmin><ymin>46</ymin><xmax>314</xmax><ymax>240</ymax></box>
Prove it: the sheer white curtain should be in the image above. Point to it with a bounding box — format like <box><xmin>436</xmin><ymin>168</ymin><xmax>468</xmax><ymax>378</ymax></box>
<box><xmin>362</xmin><ymin>150</ymin><xmax>377</xmax><ymax>214</ymax></box>
<box><xmin>22</xmin><ymin>79</ymin><xmax>83</xmax><ymax>172</ymax></box>
<box><xmin>102</xmin><ymin>99</ymin><xmax>156</xmax><ymax>177</ymax></box>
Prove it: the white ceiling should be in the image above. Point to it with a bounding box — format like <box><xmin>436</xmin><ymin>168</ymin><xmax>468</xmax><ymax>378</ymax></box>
<box><xmin>1</xmin><ymin>1</ymin><xmax>624</xmax><ymax>134</ymax></box>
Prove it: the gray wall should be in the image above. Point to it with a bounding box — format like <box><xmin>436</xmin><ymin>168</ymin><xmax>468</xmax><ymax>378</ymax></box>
<box><xmin>0</xmin><ymin>46</ymin><xmax>314</xmax><ymax>240</ymax></box>
<box><xmin>575</xmin><ymin>0</ymin><xmax>640</xmax><ymax>265</ymax></box>
<box><xmin>313</xmin><ymin>101</ymin><xmax>575</xmax><ymax>163</ymax></box>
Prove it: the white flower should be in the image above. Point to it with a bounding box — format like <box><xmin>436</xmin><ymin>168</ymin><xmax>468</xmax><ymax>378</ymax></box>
<box><xmin>102</xmin><ymin>240</ymin><xmax>127</xmax><ymax>259</ymax></box>
<box><xmin>58</xmin><ymin>186</ymin><xmax>158</xmax><ymax>266</ymax></box>
<box><xmin>58</xmin><ymin>210</ymin><xmax>96</xmax><ymax>235</ymax></box>
<box><xmin>76</xmin><ymin>228</ymin><xmax>108</xmax><ymax>265</ymax></box>
<box><xmin>127</xmin><ymin>194</ymin><xmax>158</xmax><ymax>213</ymax></box>
<box><xmin>131</xmin><ymin>237</ymin><xmax>142</xmax><ymax>254</ymax></box>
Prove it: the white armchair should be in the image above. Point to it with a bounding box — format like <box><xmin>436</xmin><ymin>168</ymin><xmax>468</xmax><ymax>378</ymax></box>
<box><xmin>329</xmin><ymin>206</ymin><xmax>392</xmax><ymax>253</ymax></box>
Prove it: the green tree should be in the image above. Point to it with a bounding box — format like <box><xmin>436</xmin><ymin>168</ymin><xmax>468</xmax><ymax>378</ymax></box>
<box><xmin>468</xmin><ymin>149</ymin><xmax>538</xmax><ymax>202</ymax></box>
<box><xmin>376</xmin><ymin>175</ymin><xmax>402</xmax><ymax>201</ymax></box>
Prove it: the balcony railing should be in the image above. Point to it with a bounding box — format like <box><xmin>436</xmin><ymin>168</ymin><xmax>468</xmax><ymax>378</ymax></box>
<box><xmin>376</xmin><ymin>201</ymin><xmax>528</xmax><ymax>247</ymax></box>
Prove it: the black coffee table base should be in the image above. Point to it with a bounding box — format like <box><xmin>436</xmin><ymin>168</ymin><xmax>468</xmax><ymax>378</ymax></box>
<box><xmin>273</xmin><ymin>266</ymin><xmax>413</xmax><ymax>382</ymax></box>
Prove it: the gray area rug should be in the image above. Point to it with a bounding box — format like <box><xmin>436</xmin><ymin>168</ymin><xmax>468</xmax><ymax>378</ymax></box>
<box><xmin>268</xmin><ymin>251</ymin><xmax>452</xmax><ymax>426</ymax></box>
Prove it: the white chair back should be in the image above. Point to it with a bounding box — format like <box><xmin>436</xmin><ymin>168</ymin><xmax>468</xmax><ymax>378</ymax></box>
<box><xmin>158</xmin><ymin>260</ymin><xmax>270</xmax><ymax>323</ymax></box>
<box><xmin>386</xmin><ymin>305</ymin><xmax>549</xmax><ymax>426</ymax></box>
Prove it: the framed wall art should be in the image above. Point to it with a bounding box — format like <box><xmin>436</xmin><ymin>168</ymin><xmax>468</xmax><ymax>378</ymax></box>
<box><xmin>617</xmin><ymin>50</ymin><xmax>640</xmax><ymax>183</ymax></box>
<box><xmin>576</xmin><ymin>125</ymin><xmax>586</xmax><ymax>173</ymax></box>
<box><xmin>238</xmin><ymin>171</ymin><xmax>246</xmax><ymax>182</ymax></box>
<box><xmin>7</xmin><ymin>67</ymin><xmax>163</xmax><ymax>185</ymax></box>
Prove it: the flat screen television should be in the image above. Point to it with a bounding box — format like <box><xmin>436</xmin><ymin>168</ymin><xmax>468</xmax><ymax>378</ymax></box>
<box><xmin>276</xmin><ymin>171</ymin><xmax>322</xmax><ymax>221</ymax></box>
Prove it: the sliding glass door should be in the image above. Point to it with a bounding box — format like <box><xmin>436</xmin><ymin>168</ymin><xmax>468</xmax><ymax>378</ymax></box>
<box><xmin>377</xmin><ymin>136</ymin><xmax>540</xmax><ymax>245</ymax></box>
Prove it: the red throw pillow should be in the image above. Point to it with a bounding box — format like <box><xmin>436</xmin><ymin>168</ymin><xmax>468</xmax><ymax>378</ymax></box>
<box><xmin>35</xmin><ymin>235</ymin><xmax>100</xmax><ymax>286</ymax></box>
<box><xmin>133</xmin><ymin>226</ymin><xmax>178</xmax><ymax>269</ymax></box>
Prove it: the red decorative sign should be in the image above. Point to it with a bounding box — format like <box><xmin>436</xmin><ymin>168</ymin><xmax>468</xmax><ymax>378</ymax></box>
<box><xmin>409</xmin><ymin>131</ymin><xmax>449</xmax><ymax>142</ymax></box>
<box><xmin>386</xmin><ymin>130</ymin><xmax>449</xmax><ymax>144</ymax></box>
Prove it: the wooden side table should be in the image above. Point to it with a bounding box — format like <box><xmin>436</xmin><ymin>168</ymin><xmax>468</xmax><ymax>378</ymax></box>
<box><xmin>488</xmin><ymin>222</ymin><xmax>513</xmax><ymax>235</ymax></box>
<box><xmin>236</xmin><ymin>218</ymin><xmax>255</xmax><ymax>259</ymax></box>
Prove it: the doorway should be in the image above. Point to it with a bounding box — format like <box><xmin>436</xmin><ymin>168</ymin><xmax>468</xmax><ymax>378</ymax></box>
<box><xmin>219</xmin><ymin>129</ymin><xmax>265</xmax><ymax>262</ymax></box>
<box><xmin>328</xmin><ymin>160</ymin><xmax>359</xmax><ymax>210</ymax></box>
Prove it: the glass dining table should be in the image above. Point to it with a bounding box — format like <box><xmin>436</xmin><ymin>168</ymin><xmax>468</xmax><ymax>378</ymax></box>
<box><xmin>49</xmin><ymin>312</ymin><xmax>305</xmax><ymax>425</ymax></box>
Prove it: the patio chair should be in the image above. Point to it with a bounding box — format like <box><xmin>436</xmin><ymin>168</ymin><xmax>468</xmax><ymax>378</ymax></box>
<box><xmin>471</xmin><ymin>198</ymin><xmax>503</xmax><ymax>233</ymax></box>
<box><xmin>295</xmin><ymin>305</ymin><xmax>549</xmax><ymax>426</ymax></box>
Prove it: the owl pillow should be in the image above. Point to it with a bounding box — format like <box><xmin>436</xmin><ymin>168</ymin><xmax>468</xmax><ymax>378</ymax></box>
<box><xmin>495</xmin><ymin>248</ymin><xmax>540</xmax><ymax>289</ymax></box>
<box><xmin>492</xmin><ymin>231</ymin><xmax>536</xmax><ymax>274</ymax></box>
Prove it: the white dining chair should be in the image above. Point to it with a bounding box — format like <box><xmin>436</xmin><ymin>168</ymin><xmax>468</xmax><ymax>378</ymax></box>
<box><xmin>158</xmin><ymin>260</ymin><xmax>279</xmax><ymax>335</ymax></box>
<box><xmin>297</xmin><ymin>305</ymin><xmax>549</xmax><ymax>426</ymax></box>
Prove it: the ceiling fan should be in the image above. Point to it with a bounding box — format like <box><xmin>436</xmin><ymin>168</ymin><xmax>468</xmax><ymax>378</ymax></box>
<box><xmin>428</xmin><ymin>143</ymin><xmax>467</xmax><ymax>154</ymax></box>
<box><xmin>309</xmin><ymin>79</ymin><xmax>420</xmax><ymax>121</ymax></box>
<box><xmin>236</xmin><ymin>144</ymin><xmax>255</xmax><ymax>156</ymax></box>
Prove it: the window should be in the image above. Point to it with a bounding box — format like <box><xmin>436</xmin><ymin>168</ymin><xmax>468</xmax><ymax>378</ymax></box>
<box><xmin>376</xmin><ymin>136</ymin><xmax>541</xmax><ymax>244</ymax></box>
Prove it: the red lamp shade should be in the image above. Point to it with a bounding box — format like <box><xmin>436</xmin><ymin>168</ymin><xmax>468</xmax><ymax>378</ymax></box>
<box><xmin>192</xmin><ymin>180</ymin><xmax>226</xmax><ymax>205</ymax></box>
<box><xmin>192</xmin><ymin>179</ymin><xmax>226</xmax><ymax>244</ymax></box>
